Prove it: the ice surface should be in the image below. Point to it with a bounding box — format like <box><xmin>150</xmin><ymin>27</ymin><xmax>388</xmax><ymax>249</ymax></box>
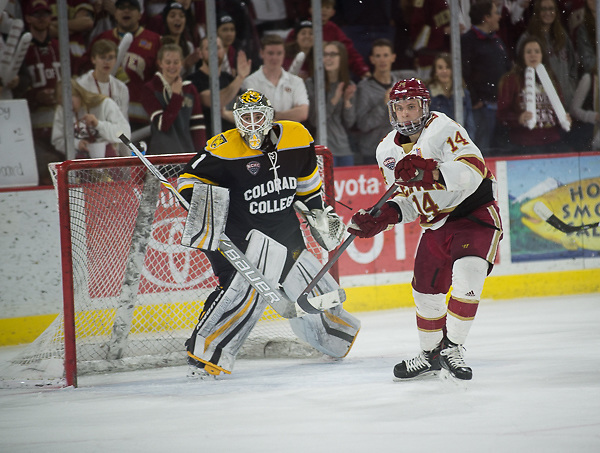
<box><xmin>1</xmin><ymin>294</ymin><xmax>599</xmax><ymax>452</ymax></box>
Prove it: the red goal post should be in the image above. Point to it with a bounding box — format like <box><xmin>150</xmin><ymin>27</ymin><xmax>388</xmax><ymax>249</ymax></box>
<box><xmin>0</xmin><ymin>146</ymin><xmax>337</xmax><ymax>388</ymax></box>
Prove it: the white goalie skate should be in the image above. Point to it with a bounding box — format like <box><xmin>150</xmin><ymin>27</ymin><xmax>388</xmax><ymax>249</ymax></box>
<box><xmin>186</xmin><ymin>356</ymin><xmax>221</xmax><ymax>381</ymax></box>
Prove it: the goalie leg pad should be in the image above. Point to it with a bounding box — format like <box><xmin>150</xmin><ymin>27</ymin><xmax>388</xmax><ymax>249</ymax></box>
<box><xmin>186</xmin><ymin>230</ymin><xmax>287</xmax><ymax>373</ymax></box>
<box><xmin>181</xmin><ymin>182</ymin><xmax>230</xmax><ymax>251</ymax></box>
<box><xmin>283</xmin><ymin>250</ymin><xmax>360</xmax><ymax>357</ymax></box>
<box><xmin>282</xmin><ymin>250</ymin><xmax>340</xmax><ymax>303</ymax></box>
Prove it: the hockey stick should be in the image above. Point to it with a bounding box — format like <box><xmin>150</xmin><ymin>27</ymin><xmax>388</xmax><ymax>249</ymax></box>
<box><xmin>297</xmin><ymin>182</ymin><xmax>399</xmax><ymax>306</ymax></box>
<box><xmin>119</xmin><ymin>134</ymin><xmax>338</xmax><ymax>317</ymax></box>
<box><xmin>533</xmin><ymin>201</ymin><xmax>600</xmax><ymax>233</ymax></box>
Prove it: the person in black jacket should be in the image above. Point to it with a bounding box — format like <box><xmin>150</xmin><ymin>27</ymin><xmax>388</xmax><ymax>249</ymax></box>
<box><xmin>461</xmin><ymin>0</ymin><xmax>512</xmax><ymax>154</ymax></box>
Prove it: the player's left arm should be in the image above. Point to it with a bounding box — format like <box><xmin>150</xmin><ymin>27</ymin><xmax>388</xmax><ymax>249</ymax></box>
<box><xmin>396</xmin><ymin>123</ymin><xmax>485</xmax><ymax>193</ymax></box>
<box><xmin>436</xmin><ymin>123</ymin><xmax>487</xmax><ymax>193</ymax></box>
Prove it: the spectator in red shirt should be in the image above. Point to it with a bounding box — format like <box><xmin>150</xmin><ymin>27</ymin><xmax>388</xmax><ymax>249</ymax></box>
<box><xmin>84</xmin><ymin>0</ymin><xmax>162</xmax><ymax>131</ymax></box>
<box><xmin>285</xmin><ymin>0</ymin><xmax>370</xmax><ymax>80</ymax></box>
<box><xmin>410</xmin><ymin>0</ymin><xmax>452</xmax><ymax>80</ymax></box>
<box><xmin>142</xmin><ymin>43</ymin><xmax>206</xmax><ymax>154</ymax></box>
<box><xmin>20</xmin><ymin>0</ymin><xmax>63</xmax><ymax>185</ymax></box>
<box><xmin>284</xmin><ymin>19</ymin><xmax>313</xmax><ymax>80</ymax></box>
<box><xmin>68</xmin><ymin>1</ymin><xmax>96</xmax><ymax>75</ymax></box>
<box><xmin>497</xmin><ymin>36</ymin><xmax>572</xmax><ymax>154</ymax></box>
<box><xmin>159</xmin><ymin>2</ymin><xmax>201</xmax><ymax>76</ymax></box>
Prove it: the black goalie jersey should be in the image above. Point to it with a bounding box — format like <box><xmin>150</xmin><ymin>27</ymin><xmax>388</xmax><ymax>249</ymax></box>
<box><xmin>177</xmin><ymin>120</ymin><xmax>322</xmax><ymax>250</ymax></box>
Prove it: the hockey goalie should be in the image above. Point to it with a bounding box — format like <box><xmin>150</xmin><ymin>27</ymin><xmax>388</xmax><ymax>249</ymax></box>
<box><xmin>176</xmin><ymin>89</ymin><xmax>361</xmax><ymax>378</ymax></box>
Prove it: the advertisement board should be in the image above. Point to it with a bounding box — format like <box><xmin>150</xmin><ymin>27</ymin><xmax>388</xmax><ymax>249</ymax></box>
<box><xmin>0</xmin><ymin>100</ymin><xmax>38</xmax><ymax>187</ymax></box>
<box><xmin>505</xmin><ymin>155</ymin><xmax>600</xmax><ymax>261</ymax></box>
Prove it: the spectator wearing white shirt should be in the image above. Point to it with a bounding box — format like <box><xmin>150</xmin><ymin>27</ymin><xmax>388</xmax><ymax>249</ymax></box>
<box><xmin>52</xmin><ymin>79</ymin><xmax>131</xmax><ymax>158</ymax></box>
<box><xmin>242</xmin><ymin>34</ymin><xmax>309</xmax><ymax>122</ymax></box>
<box><xmin>77</xmin><ymin>39</ymin><xmax>130</xmax><ymax>121</ymax></box>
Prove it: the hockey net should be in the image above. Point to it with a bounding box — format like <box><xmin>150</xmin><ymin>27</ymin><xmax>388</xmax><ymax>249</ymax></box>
<box><xmin>0</xmin><ymin>147</ymin><xmax>337</xmax><ymax>387</ymax></box>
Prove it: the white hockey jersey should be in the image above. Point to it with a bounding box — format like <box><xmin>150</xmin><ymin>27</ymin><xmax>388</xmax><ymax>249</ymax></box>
<box><xmin>376</xmin><ymin>111</ymin><xmax>496</xmax><ymax>230</ymax></box>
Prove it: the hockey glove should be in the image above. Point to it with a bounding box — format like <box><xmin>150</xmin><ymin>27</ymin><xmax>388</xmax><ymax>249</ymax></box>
<box><xmin>347</xmin><ymin>202</ymin><xmax>400</xmax><ymax>238</ymax></box>
<box><xmin>294</xmin><ymin>201</ymin><xmax>345</xmax><ymax>251</ymax></box>
<box><xmin>395</xmin><ymin>155</ymin><xmax>437</xmax><ymax>187</ymax></box>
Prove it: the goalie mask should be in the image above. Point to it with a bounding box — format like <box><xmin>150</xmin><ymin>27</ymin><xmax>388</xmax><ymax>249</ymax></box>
<box><xmin>388</xmin><ymin>78</ymin><xmax>431</xmax><ymax>137</ymax></box>
<box><xmin>233</xmin><ymin>90</ymin><xmax>274</xmax><ymax>149</ymax></box>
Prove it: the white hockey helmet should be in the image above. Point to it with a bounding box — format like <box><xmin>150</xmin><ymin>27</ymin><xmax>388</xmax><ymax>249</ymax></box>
<box><xmin>388</xmin><ymin>78</ymin><xmax>431</xmax><ymax>136</ymax></box>
<box><xmin>232</xmin><ymin>89</ymin><xmax>274</xmax><ymax>149</ymax></box>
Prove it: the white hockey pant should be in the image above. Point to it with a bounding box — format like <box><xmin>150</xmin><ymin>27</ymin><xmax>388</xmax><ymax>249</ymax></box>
<box><xmin>415</xmin><ymin>256</ymin><xmax>488</xmax><ymax>350</ymax></box>
<box><xmin>283</xmin><ymin>250</ymin><xmax>361</xmax><ymax>358</ymax></box>
<box><xmin>187</xmin><ymin>230</ymin><xmax>286</xmax><ymax>374</ymax></box>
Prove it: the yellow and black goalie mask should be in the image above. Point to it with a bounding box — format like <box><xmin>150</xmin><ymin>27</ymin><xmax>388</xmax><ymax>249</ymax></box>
<box><xmin>232</xmin><ymin>90</ymin><xmax>275</xmax><ymax>150</ymax></box>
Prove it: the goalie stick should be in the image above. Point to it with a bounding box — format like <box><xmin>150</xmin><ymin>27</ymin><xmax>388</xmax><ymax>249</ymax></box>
<box><xmin>119</xmin><ymin>134</ymin><xmax>341</xmax><ymax>317</ymax></box>
<box><xmin>297</xmin><ymin>182</ymin><xmax>399</xmax><ymax>306</ymax></box>
<box><xmin>533</xmin><ymin>201</ymin><xmax>600</xmax><ymax>234</ymax></box>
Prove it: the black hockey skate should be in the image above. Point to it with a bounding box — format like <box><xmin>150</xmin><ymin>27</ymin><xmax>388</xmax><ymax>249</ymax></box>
<box><xmin>393</xmin><ymin>346</ymin><xmax>441</xmax><ymax>380</ymax></box>
<box><xmin>440</xmin><ymin>340</ymin><xmax>472</xmax><ymax>380</ymax></box>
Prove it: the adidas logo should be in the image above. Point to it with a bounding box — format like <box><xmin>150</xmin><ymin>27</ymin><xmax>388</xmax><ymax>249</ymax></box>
<box><xmin>465</xmin><ymin>290</ymin><xmax>476</xmax><ymax>297</ymax></box>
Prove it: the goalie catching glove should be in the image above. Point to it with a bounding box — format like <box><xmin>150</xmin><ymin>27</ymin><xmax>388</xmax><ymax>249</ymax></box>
<box><xmin>294</xmin><ymin>201</ymin><xmax>345</xmax><ymax>251</ymax></box>
<box><xmin>347</xmin><ymin>202</ymin><xmax>401</xmax><ymax>238</ymax></box>
<box><xmin>395</xmin><ymin>154</ymin><xmax>438</xmax><ymax>188</ymax></box>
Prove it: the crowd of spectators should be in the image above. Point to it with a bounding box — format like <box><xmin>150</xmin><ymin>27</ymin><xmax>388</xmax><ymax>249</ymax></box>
<box><xmin>0</xmin><ymin>0</ymin><xmax>597</xmax><ymax>185</ymax></box>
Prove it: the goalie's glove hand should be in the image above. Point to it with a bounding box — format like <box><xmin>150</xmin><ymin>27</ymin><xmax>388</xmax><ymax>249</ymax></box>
<box><xmin>294</xmin><ymin>201</ymin><xmax>345</xmax><ymax>251</ymax></box>
<box><xmin>347</xmin><ymin>202</ymin><xmax>400</xmax><ymax>238</ymax></box>
<box><xmin>395</xmin><ymin>154</ymin><xmax>437</xmax><ymax>187</ymax></box>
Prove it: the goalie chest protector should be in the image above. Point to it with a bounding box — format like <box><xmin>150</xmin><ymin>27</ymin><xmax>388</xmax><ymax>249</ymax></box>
<box><xmin>179</xmin><ymin>121</ymin><xmax>321</xmax><ymax>245</ymax></box>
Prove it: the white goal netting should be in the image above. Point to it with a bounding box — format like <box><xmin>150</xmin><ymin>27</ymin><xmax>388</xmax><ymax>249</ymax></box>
<box><xmin>0</xmin><ymin>150</ymin><xmax>335</xmax><ymax>387</ymax></box>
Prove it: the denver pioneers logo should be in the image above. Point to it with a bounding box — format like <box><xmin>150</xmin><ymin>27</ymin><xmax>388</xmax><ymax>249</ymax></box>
<box><xmin>240</xmin><ymin>90</ymin><xmax>262</xmax><ymax>103</ymax></box>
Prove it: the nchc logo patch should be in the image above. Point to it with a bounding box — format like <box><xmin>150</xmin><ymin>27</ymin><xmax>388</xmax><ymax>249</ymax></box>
<box><xmin>246</xmin><ymin>161</ymin><xmax>260</xmax><ymax>175</ymax></box>
<box><xmin>383</xmin><ymin>157</ymin><xmax>396</xmax><ymax>171</ymax></box>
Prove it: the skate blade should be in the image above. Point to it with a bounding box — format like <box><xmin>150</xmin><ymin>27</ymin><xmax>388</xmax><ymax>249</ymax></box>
<box><xmin>393</xmin><ymin>370</ymin><xmax>440</xmax><ymax>382</ymax></box>
<box><xmin>187</xmin><ymin>366</ymin><xmax>217</xmax><ymax>381</ymax></box>
<box><xmin>439</xmin><ymin>368</ymin><xmax>469</xmax><ymax>389</ymax></box>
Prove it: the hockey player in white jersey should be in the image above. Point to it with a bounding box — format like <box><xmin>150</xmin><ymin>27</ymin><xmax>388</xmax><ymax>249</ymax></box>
<box><xmin>348</xmin><ymin>78</ymin><xmax>503</xmax><ymax>380</ymax></box>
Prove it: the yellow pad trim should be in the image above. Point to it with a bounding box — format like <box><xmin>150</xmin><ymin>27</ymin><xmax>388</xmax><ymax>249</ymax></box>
<box><xmin>187</xmin><ymin>351</ymin><xmax>231</xmax><ymax>375</ymax></box>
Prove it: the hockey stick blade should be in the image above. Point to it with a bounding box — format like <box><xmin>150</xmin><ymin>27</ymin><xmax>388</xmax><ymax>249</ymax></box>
<box><xmin>119</xmin><ymin>134</ymin><xmax>329</xmax><ymax>317</ymax></box>
<box><xmin>296</xmin><ymin>182</ymin><xmax>399</xmax><ymax>304</ymax></box>
<box><xmin>533</xmin><ymin>201</ymin><xmax>600</xmax><ymax>233</ymax></box>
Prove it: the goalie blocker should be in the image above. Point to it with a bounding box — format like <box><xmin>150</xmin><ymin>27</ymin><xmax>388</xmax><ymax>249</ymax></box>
<box><xmin>181</xmin><ymin>183</ymin><xmax>229</xmax><ymax>251</ymax></box>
